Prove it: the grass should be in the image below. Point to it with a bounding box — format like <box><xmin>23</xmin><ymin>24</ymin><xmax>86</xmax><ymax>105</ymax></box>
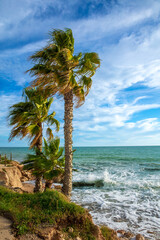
<box><xmin>101</xmin><ymin>226</ymin><xmax>118</xmax><ymax>240</ymax></box>
<box><xmin>0</xmin><ymin>186</ymin><xmax>99</xmax><ymax>239</ymax></box>
<box><xmin>0</xmin><ymin>186</ymin><xmax>117</xmax><ymax>239</ymax></box>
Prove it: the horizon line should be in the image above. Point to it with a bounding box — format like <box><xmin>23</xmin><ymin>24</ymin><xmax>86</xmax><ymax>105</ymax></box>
<box><xmin>1</xmin><ymin>145</ymin><xmax>160</xmax><ymax>148</ymax></box>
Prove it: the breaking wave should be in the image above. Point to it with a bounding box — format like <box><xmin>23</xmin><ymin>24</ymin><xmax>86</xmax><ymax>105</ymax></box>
<box><xmin>73</xmin><ymin>169</ymin><xmax>116</xmax><ymax>188</ymax></box>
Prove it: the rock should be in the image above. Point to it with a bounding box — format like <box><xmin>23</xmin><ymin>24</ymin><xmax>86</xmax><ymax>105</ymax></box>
<box><xmin>75</xmin><ymin>237</ymin><xmax>81</xmax><ymax>240</ymax></box>
<box><xmin>21</xmin><ymin>170</ymin><xmax>34</xmax><ymax>181</ymax></box>
<box><xmin>38</xmin><ymin>227</ymin><xmax>65</xmax><ymax>240</ymax></box>
<box><xmin>147</xmin><ymin>230</ymin><xmax>154</xmax><ymax>234</ymax></box>
<box><xmin>0</xmin><ymin>160</ymin><xmax>35</xmax><ymax>192</ymax></box>
<box><xmin>11</xmin><ymin>187</ymin><xmax>25</xmax><ymax>193</ymax></box>
<box><xmin>117</xmin><ymin>230</ymin><xmax>126</xmax><ymax>235</ymax></box>
<box><xmin>18</xmin><ymin>234</ymin><xmax>41</xmax><ymax>239</ymax></box>
<box><xmin>123</xmin><ymin>231</ymin><xmax>134</xmax><ymax>239</ymax></box>
<box><xmin>136</xmin><ymin>234</ymin><xmax>145</xmax><ymax>240</ymax></box>
<box><xmin>22</xmin><ymin>183</ymin><xmax>34</xmax><ymax>193</ymax></box>
<box><xmin>0</xmin><ymin>164</ymin><xmax>23</xmax><ymax>188</ymax></box>
<box><xmin>21</xmin><ymin>176</ymin><xmax>29</xmax><ymax>182</ymax></box>
<box><xmin>10</xmin><ymin>160</ymin><xmax>23</xmax><ymax>169</ymax></box>
<box><xmin>10</xmin><ymin>160</ymin><xmax>34</xmax><ymax>181</ymax></box>
<box><xmin>38</xmin><ymin>227</ymin><xmax>56</xmax><ymax>240</ymax></box>
<box><xmin>0</xmin><ymin>170</ymin><xmax>9</xmax><ymax>186</ymax></box>
<box><xmin>68</xmin><ymin>227</ymin><xmax>74</xmax><ymax>233</ymax></box>
<box><xmin>53</xmin><ymin>184</ymin><xmax>62</xmax><ymax>190</ymax></box>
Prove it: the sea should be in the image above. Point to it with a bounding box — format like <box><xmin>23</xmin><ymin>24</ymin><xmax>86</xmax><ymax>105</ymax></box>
<box><xmin>0</xmin><ymin>146</ymin><xmax>160</xmax><ymax>239</ymax></box>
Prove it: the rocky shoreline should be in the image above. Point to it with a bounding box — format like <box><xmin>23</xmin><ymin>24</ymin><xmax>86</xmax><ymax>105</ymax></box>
<box><xmin>0</xmin><ymin>160</ymin><xmax>147</xmax><ymax>240</ymax></box>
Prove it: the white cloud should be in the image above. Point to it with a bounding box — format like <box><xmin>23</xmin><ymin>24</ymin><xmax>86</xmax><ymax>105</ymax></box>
<box><xmin>127</xmin><ymin>118</ymin><xmax>160</xmax><ymax>132</ymax></box>
<box><xmin>73</xmin><ymin>1</ymin><xmax>160</xmax><ymax>43</ymax></box>
<box><xmin>0</xmin><ymin>94</ymin><xmax>22</xmax><ymax>141</ymax></box>
<box><xmin>93</xmin><ymin>102</ymin><xmax>160</xmax><ymax>127</ymax></box>
<box><xmin>0</xmin><ymin>94</ymin><xmax>21</xmax><ymax>119</ymax></box>
<box><xmin>0</xmin><ymin>40</ymin><xmax>47</xmax><ymax>57</ymax></box>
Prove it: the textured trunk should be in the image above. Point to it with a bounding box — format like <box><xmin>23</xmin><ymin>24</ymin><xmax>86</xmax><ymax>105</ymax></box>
<box><xmin>34</xmin><ymin>176</ymin><xmax>43</xmax><ymax>193</ymax></box>
<box><xmin>34</xmin><ymin>124</ymin><xmax>43</xmax><ymax>193</ymax></box>
<box><xmin>36</xmin><ymin>124</ymin><xmax>43</xmax><ymax>152</ymax></box>
<box><xmin>62</xmin><ymin>90</ymin><xmax>73</xmax><ymax>200</ymax></box>
<box><xmin>45</xmin><ymin>180</ymin><xmax>53</xmax><ymax>190</ymax></box>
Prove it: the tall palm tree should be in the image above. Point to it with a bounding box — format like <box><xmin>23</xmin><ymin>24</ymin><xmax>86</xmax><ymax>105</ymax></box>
<box><xmin>27</xmin><ymin>28</ymin><xmax>100</xmax><ymax>199</ymax></box>
<box><xmin>8</xmin><ymin>87</ymin><xmax>59</xmax><ymax>192</ymax></box>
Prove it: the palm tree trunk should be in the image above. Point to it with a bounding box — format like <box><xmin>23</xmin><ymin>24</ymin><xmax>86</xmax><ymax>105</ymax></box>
<box><xmin>34</xmin><ymin>124</ymin><xmax>43</xmax><ymax>193</ymax></box>
<box><xmin>45</xmin><ymin>180</ymin><xmax>53</xmax><ymax>190</ymax></box>
<box><xmin>36</xmin><ymin>123</ymin><xmax>43</xmax><ymax>152</ymax></box>
<box><xmin>62</xmin><ymin>90</ymin><xmax>73</xmax><ymax>200</ymax></box>
<box><xmin>34</xmin><ymin>176</ymin><xmax>43</xmax><ymax>193</ymax></box>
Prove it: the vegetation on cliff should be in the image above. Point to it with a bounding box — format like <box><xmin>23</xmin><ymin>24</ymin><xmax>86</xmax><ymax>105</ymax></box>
<box><xmin>0</xmin><ymin>186</ymin><xmax>116</xmax><ymax>240</ymax></box>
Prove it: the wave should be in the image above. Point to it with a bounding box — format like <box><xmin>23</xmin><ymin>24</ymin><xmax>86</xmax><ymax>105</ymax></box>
<box><xmin>73</xmin><ymin>169</ymin><xmax>116</xmax><ymax>188</ymax></box>
<box><xmin>144</xmin><ymin>167</ymin><xmax>160</xmax><ymax>171</ymax></box>
<box><xmin>73</xmin><ymin>168</ymin><xmax>160</xmax><ymax>190</ymax></box>
<box><xmin>73</xmin><ymin>179</ymin><xmax>104</xmax><ymax>187</ymax></box>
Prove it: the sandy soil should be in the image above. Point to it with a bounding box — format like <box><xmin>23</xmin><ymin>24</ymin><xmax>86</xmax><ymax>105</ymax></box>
<box><xmin>0</xmin><ymin>216</ymin><xmax>41</xmax><ymax>240</ymax></box>
<box><xmin>22</xmin><ymin>183</ymin><xmax>34</xmax><ymax>193</ymax></box>
<box><xmin>0</xmin><ymin>216</ymin><xmax>15</xmax><ymax>240</ymax></box>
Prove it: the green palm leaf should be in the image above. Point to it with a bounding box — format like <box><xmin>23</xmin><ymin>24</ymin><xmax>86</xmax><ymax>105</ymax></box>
<box><xmin>8</xmin><ymin>88</ymin><xmax>60</xmax><ymax>149</ymax></box>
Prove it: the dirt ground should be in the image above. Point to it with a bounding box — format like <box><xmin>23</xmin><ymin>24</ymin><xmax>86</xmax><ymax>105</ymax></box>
<box><xmin>0</xmin><ymin>216</ymin><xmax>15</xmax><ymax>240</ymax></box>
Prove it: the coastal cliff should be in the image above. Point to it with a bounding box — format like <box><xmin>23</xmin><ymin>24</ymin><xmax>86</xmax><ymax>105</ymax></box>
<box><xmin>0</xmin><ymin>186</ymin><xmax>119</xmax><ymax>240</ymax></box>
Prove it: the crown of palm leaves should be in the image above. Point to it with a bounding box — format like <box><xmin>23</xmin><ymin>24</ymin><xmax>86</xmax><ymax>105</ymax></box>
<box><xmin>27</xmin><ymin>28</ymin><xmax>100</xmax><ymax>107</ymax></box>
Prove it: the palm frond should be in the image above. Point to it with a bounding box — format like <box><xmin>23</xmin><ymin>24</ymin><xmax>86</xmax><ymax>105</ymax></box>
<box><xmin>8</xmin><ymin>87</ymin><xmax>59</xmax><ymax>149</ymax></box>
<box><xmin>46</xmin><ymin>127</ymin><xmax>54</xmax><ymax>141</ymax></box>
<box><xmin>79</xmin><ymin>76</ymin><xmax>92</xmax><ymax>96</ymax></box>
<box><xmin>22</xmin><ymin>137</ymin><xmax>65</xmax><ymax>181</ymax></box>
<box><xmin>46</xmin><ymin>114</ymin><xmax>60</xmax><ymax>132</ymax></box>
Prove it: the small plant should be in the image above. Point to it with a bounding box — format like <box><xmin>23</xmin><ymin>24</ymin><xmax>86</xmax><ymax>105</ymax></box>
<box><xmin>22</xmin><ymin>137</ymin><xmax>65</xmax><ymax>191</ymax></box>
<box><xmin>0</xmin><ymin>155</ymin><xmax>11</xmax><ymax>165</ymax></box>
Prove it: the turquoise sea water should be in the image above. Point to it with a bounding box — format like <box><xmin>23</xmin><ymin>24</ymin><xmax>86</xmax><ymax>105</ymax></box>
<box><xmin>0</xmin><ymin>146</ymin><xmax>160</xmax><ymax>239</ymax></box>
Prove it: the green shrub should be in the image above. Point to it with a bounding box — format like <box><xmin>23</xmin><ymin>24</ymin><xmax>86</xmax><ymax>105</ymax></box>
<box><xmin>101</xmin><ymin>226</ymin><xmax>117</xmax><ymax>240</ymax></box>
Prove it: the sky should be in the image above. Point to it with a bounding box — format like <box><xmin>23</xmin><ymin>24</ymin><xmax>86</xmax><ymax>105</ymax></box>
<box><xmin>1</xmin><ymin>0</ymin><xmax>160</xmax><ymax>146</ymax></box>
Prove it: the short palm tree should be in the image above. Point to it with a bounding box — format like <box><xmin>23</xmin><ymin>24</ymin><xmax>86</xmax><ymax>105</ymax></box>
<box><xmin>27</xmin><ymin>28</ymin><xmax>100</xmax><ymax>199</ymax></box>
<box><xmin>8</xmin><ymin>87</ymin><xmax>59</xmax><ymax>192</ymax></box>
<box><xmin>22</xmin><ymin>151</ymin><xmax>46</xmax><ymax>191</ymax></box>
<box><xmin>43</xmin><ymin>137</ymin><xmax>64</xmax><ymax>190</ymax></box>
<box><xmin>22</xmin><ymin>137</ymin><xmax>65</xmax><ymax>191</ymax></box>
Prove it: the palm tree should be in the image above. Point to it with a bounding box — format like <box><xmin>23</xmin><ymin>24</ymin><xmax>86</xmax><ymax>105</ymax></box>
<box><xmin>22</xmin><ymin>137</ymin><xmax>65</xmax><ymax>191</ymax></box>
<box><xmin>8</xmin><ymin>87</ymin><xmax>59</xmax><ymax>192</ymax></box>
<box><xmin>22</xmin><ymin>150</ymin><xmax>46</xmax><ymax>191</ymax></box>
<box><xmin>27</xmin><ymin>28</ymin><xmax>100</xmax><ymax>199</ymax></box>
<box><xmin>43</xmin><ymin>137</ymin><xmax>65</xmax><ymax>190</ymax></box>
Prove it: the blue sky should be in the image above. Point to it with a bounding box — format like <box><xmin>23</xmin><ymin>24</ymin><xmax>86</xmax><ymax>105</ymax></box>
<box><xmin>1</xmin><ymin>0</ymin><xmax>160</xmax><ymax>146</ymax></box>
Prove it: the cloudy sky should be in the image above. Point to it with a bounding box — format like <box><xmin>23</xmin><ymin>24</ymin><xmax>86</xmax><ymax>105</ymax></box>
<box><xmin>1</xmin><ymin>0</ymin><xmax>160</xmax><ymax>146</ymax></box>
